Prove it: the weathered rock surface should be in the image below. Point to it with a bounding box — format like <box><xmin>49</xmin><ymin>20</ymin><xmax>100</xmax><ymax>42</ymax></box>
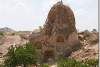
<box><xmin>30</xmin><ymin>1</ymin><xmax>80</xmax><ymax>62</ymax></box>
<box><xmin>70</xmin><ymin>31</ymin><xmax>99</xmax><ymax>61</ymax></box>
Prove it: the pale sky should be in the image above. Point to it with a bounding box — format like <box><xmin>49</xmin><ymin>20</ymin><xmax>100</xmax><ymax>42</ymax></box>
<box><xmin>0</xmin><ymin>0</ymin><xmax>98</xmax><ymax>31</ymax></box>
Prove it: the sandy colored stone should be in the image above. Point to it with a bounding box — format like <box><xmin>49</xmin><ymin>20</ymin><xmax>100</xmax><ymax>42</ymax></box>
<box><xmin>30</xmin><ymin>1</ymin><xmax>80</xmax><ymax>62</ymax></box>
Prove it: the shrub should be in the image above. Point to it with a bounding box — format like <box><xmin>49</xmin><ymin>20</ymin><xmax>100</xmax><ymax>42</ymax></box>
<box><xmin>11</xmin><ymin>33</ymin><xmax>15</xmax><ymax>35</ymax></box>
<box><xmin>57</xmin><ymin>58</ymin><xmax>89</xmax><ymax>67</ymax></box>
<box><xmin>40</xmin><ymin>64</ymin><xmax>49</xmax><ymax>67</ymax></box>
<box><xmin>85</xmin><ymin>59</ymin><xmax>99</xmax><ymax>67</ymax></box>
<box><xmin>0</xmin><ymin>32</ymin><xmax>4</xmax><ymax>36</ymax></box>
<box><xmin>92</xmin><ymin>29</ymin><xmax>97</xmax><ymax>32</ymax></box>
<box><xmin>4</xmin><ymin>42</ymin><xmax>39</xmax><ymax>67</ymax></box>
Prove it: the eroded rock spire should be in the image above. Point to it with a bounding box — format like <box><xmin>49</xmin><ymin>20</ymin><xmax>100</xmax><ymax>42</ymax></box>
<box><xmin>61</xmin><ymin>0</ymin><xmax>63</xmax><ymax>3</ymax></box>
<box><xmin>30</xmin><ymin>1</ymin><xmax>81</xmax><ymax>62</ymax></box>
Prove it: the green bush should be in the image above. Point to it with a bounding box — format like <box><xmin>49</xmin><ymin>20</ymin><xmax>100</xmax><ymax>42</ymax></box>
<box><xmin>40</xmin><ymin>64</ymin><xmax>49</xmax><ymax>67</ymax></box>
<box><xmin>85</xmin><ymin>59</ymin><xmax>99</xmax><ymax>67</ymax></box>
<box><xmin>0</xmin><ymin>32</ymin><xmax>4</xmax><ymax>36</ymax></box>
<box><xmin>4</xmin><ymin>42</ymin><xmax>39</xmax><ymax>67</ymax></box>
<box><xmin>11</xmin><ymin>33</ymin><xmax>15</xmax><ymax>35</ymax></box>
<box><xmin>57</xmin><ymin>58</ymin><xmax>99</xmax><ymax>67</ymax></box>
<box><xmin>57</xmin><ymin>58</ymin><xmax>89</xmax><ymax>67</ymax></box>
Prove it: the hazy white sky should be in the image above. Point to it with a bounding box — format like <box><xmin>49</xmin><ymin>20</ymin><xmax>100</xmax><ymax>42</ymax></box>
<box><xmin>0</xmin><ymin>0</ymin><xmax>98</xmax><ymax>31</ymax></box>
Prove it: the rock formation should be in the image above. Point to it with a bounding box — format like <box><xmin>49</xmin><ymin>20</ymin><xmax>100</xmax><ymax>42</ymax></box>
<box><xmin>30</xmin><ymin>1</ymin><xmax>81</xmax><ymax>62</ymax></box>
<box><xmin>70</xmin><ymin>31</ymin><xmax>99</xmax><ymax>61</ymax></box>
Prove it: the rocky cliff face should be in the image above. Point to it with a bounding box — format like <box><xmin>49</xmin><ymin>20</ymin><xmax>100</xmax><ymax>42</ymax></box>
<box><xmin>30</xmin><ymin>1</ymin><xmax>81</xmax><ymax>62</ymax></box>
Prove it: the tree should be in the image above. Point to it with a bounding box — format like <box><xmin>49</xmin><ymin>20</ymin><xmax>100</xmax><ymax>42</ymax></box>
<box><xmin>4</xmin><ymin>42</ymin><xmax>39</xmax><ymax>67</ymax></box>
<box><xmin>92</xmin><ymin>29</ymin><xmax>97</xmax><ymax>32</ymax></box>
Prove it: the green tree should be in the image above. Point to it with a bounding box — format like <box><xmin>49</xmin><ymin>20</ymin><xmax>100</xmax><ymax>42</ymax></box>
<box><xmin>4</xmin><ymin>42</ymin><xmax>39</xmax><ymax>67</ymax></box>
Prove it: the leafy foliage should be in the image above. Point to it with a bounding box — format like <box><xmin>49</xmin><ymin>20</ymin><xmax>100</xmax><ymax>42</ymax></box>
<box><xmin>0</xmin><ymin>32</ymin><xmax>4</xmax><ymax>36</ymax></box>
<box><xmin>40</xmin><ymin>64</ymin><xmax>49</xmax><ymax>67</ymax></box>
<box><xmin>4</xmin><ymin>42</ymin><xmax>39</xmax><ymax>67</ymax></box>
<box><xmin>85</xmin><ymin>59</ymin><xmax>99</xmax><ymax>67</ymax></box>
<box><xmin>57</xmin><ymin>58</ymin><xmax>99</xmax><ymax>67</ymax></box>
<box><xmin>11</xmin><ymin>33</ymin><xmax>15</xmax><ymax>35</ymax></box>
<box><xmin>57</xmin><ymin>58</ymin><xmax>89</xmax><ymax>67</ymax></box>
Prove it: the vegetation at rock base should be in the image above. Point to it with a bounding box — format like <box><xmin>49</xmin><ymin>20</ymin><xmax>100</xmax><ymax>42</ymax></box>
<box><xmin>3</xmin><ymin>42</ymin><xmax>98</xmax><ymax>67</ymax></box>
<box><xmin>4</xmin><ymin>42</ymin><xmax>39</xmax><ymax>67</ymax></box>
<box><xmin>0</xmin><ymin>32</ymin><xmax>4</xmax><ymax>36</ymax></box>
<box><xmin>40</xmin><ymin>64</ymin><xmax>49</xmax><ymax>67</ymax></box>
<box><xmin>57</xmin><ymin>58</ymin><xmax>89</xmax><ymax>67</ymax></box>
<box><xmin>85</xmin><ymin>59</ymin><xmax>99</xmax><ymax>67</ymax></box>
<box><xmin>57</xmin><ymin>57</ymin><xmax>99</xmax><ymax>67</ymax></box>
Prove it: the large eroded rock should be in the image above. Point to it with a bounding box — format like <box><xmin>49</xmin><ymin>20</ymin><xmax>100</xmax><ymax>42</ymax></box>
<box><xmin>30</xmin><ymin>1</ymin><xmax>81</xmax><ymax>62</ymax></box>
